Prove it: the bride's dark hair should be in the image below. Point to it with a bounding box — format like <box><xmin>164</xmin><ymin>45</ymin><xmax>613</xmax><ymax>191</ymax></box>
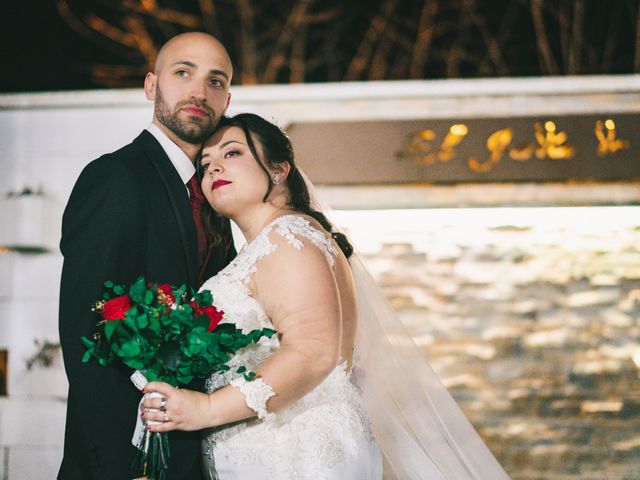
<box><xmin>200</xmin><ymin>113</ymin><xmax>353</xmax><ymax>259</ymax></box>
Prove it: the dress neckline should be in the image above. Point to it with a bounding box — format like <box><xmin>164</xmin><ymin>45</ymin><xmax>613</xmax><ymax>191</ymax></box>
<box><xmin>240</xmin><ymin>214</ymin><xmax>311</xmax><ymax>250</ymax></box>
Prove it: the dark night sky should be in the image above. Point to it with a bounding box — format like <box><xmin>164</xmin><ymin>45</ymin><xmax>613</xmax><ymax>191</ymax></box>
<box><xmin>3</xmin><ymin>2</ymin><xmax>114</xmax><ymax>93</ymax></box>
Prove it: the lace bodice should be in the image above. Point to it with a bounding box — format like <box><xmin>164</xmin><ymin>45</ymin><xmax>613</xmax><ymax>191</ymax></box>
<box><xmin>200</xmin><ymin>215</ymin><xmax>338</xmax><ymax>382</ymax></box>
<box><xmin>199</xmin><ymin>215</ymin><xmax>379</xmax><ymax>479</ymax></box>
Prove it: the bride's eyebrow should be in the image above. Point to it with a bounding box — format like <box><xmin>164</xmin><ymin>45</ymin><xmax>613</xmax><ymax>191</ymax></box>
<box><xmin>220</xmin><ymin>140</ymin><xmax>245</xmax><ymax>148</ymax></box>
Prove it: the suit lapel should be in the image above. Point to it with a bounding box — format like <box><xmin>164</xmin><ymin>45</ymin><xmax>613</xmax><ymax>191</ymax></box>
<box><xmin>135</xmin><ymin>131</ymin><xmax>199</xmax><ymax>286</ymax></box>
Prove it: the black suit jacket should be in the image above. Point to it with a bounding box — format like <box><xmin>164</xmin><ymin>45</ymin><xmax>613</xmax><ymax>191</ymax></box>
<box><xmin>58</xmin><ymin>131</ymin><xmax>235</xmax><ymax>480</ymax></box>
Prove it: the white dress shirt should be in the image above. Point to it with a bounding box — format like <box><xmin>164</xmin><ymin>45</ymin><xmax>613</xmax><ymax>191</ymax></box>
<box><xmin>146</xmin><ymin>123</ymin><xmax>195</xmax><ymax>196</ymax></box>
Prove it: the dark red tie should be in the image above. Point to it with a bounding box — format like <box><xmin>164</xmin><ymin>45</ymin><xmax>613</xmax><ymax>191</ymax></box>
<box><xmin>186</xmin><ymin>174</ymin><xmax>208</xmax><ymax>264</ymax></box>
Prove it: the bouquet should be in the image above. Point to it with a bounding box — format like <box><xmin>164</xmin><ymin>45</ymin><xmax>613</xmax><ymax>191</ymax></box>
<box><xmin>81</xmin><ymin>277</ymin><xmax>275</xmax><ymax>480</ymax></box>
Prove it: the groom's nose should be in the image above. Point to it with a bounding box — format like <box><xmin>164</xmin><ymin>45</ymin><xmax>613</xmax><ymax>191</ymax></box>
<box><xmin>188</xmin><ymin>81</ymin><xmax>206</xmax><ymax>101</ymax></box>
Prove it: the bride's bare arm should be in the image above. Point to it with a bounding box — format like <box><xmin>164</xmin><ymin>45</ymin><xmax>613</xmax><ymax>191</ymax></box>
<box><xmin>142</xmin><ymin>233</ymin><xmax>342</xmax><ymax>431</ymax></box>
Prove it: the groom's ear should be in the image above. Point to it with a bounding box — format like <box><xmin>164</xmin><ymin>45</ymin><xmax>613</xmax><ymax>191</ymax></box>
<box><xmin>144</xmin><ymin>73</ymin><xmax>157</xmax><ymax>101</ymax></box>
<box><xmin>223</xmin><ymin>92</ymin><xmax>231</xmax><ymax>113</ymax></box>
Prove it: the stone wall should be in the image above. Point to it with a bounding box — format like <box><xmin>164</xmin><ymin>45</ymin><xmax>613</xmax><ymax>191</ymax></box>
<box><xmin>341</xmin><ymin>207</ymin><xmax>640</xmax><ymax>480</ymax></box>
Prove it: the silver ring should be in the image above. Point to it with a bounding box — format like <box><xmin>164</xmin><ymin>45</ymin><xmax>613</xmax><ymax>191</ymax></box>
<box><xmin>163</xmin><ymin>411</ymin><xmax>170</xmax><ymax>422</ymax></box>
<box><xmin>160</xmin><ymin>398</ymin><xmax>167</xmax><ymax>412</ymax></box>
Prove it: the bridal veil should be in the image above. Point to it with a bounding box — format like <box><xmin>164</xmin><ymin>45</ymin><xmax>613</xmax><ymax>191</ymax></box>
<box><xmin>304</xmin><ymin>171</ymin><xmax>511</xmax><ymax>479</ymax></box>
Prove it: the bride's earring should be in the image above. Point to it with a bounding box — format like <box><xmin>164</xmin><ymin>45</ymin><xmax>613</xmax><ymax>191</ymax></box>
<box><xmin>273</xmin><ymin>175</ymin><xmax>281</xmax><ymax>185</ymax></box>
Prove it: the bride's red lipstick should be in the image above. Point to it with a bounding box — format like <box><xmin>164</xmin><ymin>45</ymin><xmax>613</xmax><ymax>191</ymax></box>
<box><xmin>212</xmin><ymin>179</ymin><xmax>232</xmax><ymax>190</ymax></box>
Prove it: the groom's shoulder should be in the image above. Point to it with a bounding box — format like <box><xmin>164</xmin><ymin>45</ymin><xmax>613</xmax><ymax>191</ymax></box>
<box><xmin>98</xmin><ymin>130</ymin><xmax>157</xmax><ymax>164</ymax></box>
<box><xmin>83</xmin><ymin>131</ymin><xmax>158</xmax><ymax>178</ymax></box>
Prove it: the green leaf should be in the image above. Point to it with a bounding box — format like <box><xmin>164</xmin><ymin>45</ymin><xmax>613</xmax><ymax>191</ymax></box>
<box><xmin>80</xmin><ymin>336</ymin><xmax>94</xmax><ymax>348</ymax></box>
<box><xmin>128</xmin><ymin>277</ymin><xmax>147</xmax><ymax>303</ymax></box>
<box><xmin>145</xmin><ymin>369</ymin><xmax>159</xmax><ymax>383</ymax></box>
<box><xmin>81</xmin><ymin>350</ymin><xmax>93</xmax><ymax>363</ymax></box>
<box><xmin>136</xmin><ymin>314</ymin><xmax>149</xmax><ymax>329</ymax></box>
<box><xmin>104</xmin><ymin>280</ymin><xmax>114</xmax><ymax>288</ymax></box>
<box><xmin>124</xmin><ymin>315</ymin><xmax>138</xmax><ymax>332</ymax></box>
<box><xmin>193</xmin><ymin>315</ymin><xmax>209</xmax><ymax>329</ymax></box>
<box><xmin>119</xmin><ymin>339</ymin><xmax>141</xmax><ymax>359</ymax></box>
<box><xmin>176</xmin><ymin>374</ymin><xmax>193</xmax><ymax>385</ymax></box>
<box><xmin>198</xmin><ymin>290</ymin><xmax>213</xmax><ymax>306</ymax></box>
<box><xmin>147</xmin><ymin>316</ymin><xmax>161</xmax><ymax>334</ymax></box>
<box><xmin>113</xmin><ymin>285</ymin><xmax>125</xmax><ymax>295</ymax></box>
<box><xmin>122</xmin><ymin>357</ymin><xmax>143</xmax><ymax>369</ymax></box>
<box><xmin>144</xmin><ymin>289</ymin><xmax>154</xmax><ymax>305</ymax></box>
<box><xmin>104</xmin><ymin>320</ymin><xmax>119</xmax><ymax>340</ymax></box>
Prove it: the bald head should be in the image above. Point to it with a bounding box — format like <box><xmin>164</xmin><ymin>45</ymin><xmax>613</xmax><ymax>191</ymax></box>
<box><xmin>144</xmin><ymin>32</ymin><xmax>233</xmax><ymax>158</ymax></box>
<box><xmin>154</xmin><ymin>32</ymin><xmax>233</xmax><ymax>80</ymax></box>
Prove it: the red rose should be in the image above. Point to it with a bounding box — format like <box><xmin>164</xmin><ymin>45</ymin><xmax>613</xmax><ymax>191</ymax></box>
<box><xmin>189</xmin><ymin>300</ymin><xmax>204</xmax><ymax>316</ymax></box>
<box><xmin>204</xmin><ymin>305</ymin><xmax>224</xmax><ymax>332</ymax></box>
<box><xmin>102</xmin><ymin>295</ymin><xmax>132</xmax><ymax>321</ymax></box>
<box><xmin>157</xmin><ymin>283</ymin><xmax>176</xmax><ymax>305</ymax></box>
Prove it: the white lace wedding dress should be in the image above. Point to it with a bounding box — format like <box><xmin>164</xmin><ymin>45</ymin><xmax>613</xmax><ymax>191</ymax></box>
<box><xmin>199</xmin><ymin>215</ymin><xmax>383</xmax><ymax>480</ymax></box>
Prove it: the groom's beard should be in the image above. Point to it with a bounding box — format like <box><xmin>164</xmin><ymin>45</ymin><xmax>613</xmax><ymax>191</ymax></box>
<box><xmin>154</xmin><ymin>84</ymin><xmax>217</xmax><ymax>144</ymax></box>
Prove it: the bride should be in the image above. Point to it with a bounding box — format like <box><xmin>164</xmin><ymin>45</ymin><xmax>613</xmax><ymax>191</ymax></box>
<box><xmin>141</xmin><ymin>113</ymin><xmax>510</xmax><ymax>480</ymax></box>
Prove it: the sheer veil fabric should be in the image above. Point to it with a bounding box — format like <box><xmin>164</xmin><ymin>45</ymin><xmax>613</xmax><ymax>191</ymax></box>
<box><xmin>302</xmin><ymin>171</ymin><xmax>511</xmax><ymax>479</ymax></box>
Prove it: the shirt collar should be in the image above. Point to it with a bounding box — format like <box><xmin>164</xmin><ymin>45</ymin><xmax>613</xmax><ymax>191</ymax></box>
<box><xmin>146</xmin><ymin>123</ymin><xmax>195</xmax><ymax>185</ymax></box>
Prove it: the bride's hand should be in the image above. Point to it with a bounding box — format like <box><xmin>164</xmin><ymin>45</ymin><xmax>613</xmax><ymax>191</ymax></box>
<box><xmin>141</xmin><ymin>382</ymin><xmax>212</xmax><ymax>432</ymax></box>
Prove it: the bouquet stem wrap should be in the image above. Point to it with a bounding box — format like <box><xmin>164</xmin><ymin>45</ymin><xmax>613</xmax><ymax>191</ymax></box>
<box><xmin>131</xmin><ymin>372</ymin><xmax>169</xmax><ymax>480</ymax></box>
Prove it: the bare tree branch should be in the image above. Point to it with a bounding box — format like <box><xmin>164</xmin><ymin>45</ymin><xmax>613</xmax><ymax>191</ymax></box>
<box><xmin>478</xmin><ymin>1</ymin><xmax>518</xmax><ymax>75</ymax></box>
<box><xmin>410</xmin><ymin>0</ymin><xmax>438</xmax><ymax>79</ymax></box>
<box><xmin>237</xmin><ymin>0</ymin><xmax>258</xmax><ymax>84</ymax></box>
<box><xmin>468</xmin><ymin>0</ymin><xmax>509</xmax><ymax>76</ymax></box>
<box><xmin>446</xmin><ymin>0</ymin><xmax>474</xmax><ymax>78</ymax></box>
<box><xmin>369</xmin><ymin>26</ymin><xmax>394</xmax><ymax>80</ymax></box>
<box><xmin>345</xmin><ymin>0</ymin><xmax>398</xmax><ymax>81</ymax></box>
<box><xmin>568</xmin><ymin>0</ymin><xmax>584</xmax><ymax>74</ymax></box>
<box><xmin>122</xmin><ymin>1</ymin><xmax>201</xmax><ymax>28</ymax></box>
<box><xmin>531</xmin><ymin>0</ymin><xmax>560</xmax><ymax>74</ymax></box>
<box><xmin>122</xmin><ymin>16</ymin><xmax>157</xmax><ymax>69</ymax></box>
<box><xmin>198</xmin><ymin>0</ymin><xmax>221</xmax><ymax>37</ymax></box>
<box><xmin>557</xmin><ymin>0</ymin><xmax>570</xmax><ymax>72</ymax></box>
<box><xmin>290</xmin><ymin>16</ymin><xmax>307</xmax><ymax>83</ymax></box>
<box><xmin>262</xmin><ymin>1</ymin><xmax>308</xmax><ymax>83</ymax></box>
<box><xmin>85</xmin><ymin>14</ymin><xmax>138</xmax><ymax>48</ymax></box>
<box><xmin>90</xmin><ymin>63</ymin><xmax>149</xmax><ymax>87</ymax></box>
<box><xmin>635</xmin><ymin>0</ymin><xmax>640</xmax><ymax>72</ymax></box>
<box><xmin>56</xmin><ymin>0</ymin><xmax>139</xmax><ymax>57</ymax></box>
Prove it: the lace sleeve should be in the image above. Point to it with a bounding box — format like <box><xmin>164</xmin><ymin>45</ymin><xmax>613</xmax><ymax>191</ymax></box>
<box><xmin>230</xmin><ymin>376</ymin><xmax>276</xmax><ymax>420</ymax></box>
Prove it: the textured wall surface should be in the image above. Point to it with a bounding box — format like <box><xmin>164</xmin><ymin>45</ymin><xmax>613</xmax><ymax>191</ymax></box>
<box><xmin>335</xmin><ymin>207</ymin><xmax>640</xmax><ymax>480</ymax></box>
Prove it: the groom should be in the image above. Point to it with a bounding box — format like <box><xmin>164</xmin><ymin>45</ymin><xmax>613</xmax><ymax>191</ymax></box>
<box><xmin>58</xmin><ymin>32</ymin><xmax>235</xmax><ymax>479</ymax></box>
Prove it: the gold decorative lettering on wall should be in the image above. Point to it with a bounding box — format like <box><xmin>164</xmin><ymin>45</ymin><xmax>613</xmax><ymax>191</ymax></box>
<box><xmin>595</xmin><ymin>119</ymin><xmax>631</xmax><ymax>157</ymax></box>
<box><xmin>397</xmin><ymin>119</ymin><xmax>630</xmax><ymax>174</ymax></box>
<box><xmin>396</xmin><ymin>124</ymin><xmax>469</xmax><ymax>165</ymax></box>
<box><xmin>288</xmin><ymin>114</ymin><xmax>639</xmax><ymax>185</ymax></box>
